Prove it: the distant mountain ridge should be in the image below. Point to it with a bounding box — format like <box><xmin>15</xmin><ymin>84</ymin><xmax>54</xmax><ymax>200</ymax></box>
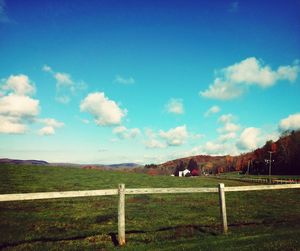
<box><xmin>0</xmin><ymin>158</ymin><xmax>140</xmax><ymax>169</ymax></box>
<box><xmin>0</xmin><ymin>158</ymin><xmax>49</xmax><ymax>166</ymax></box>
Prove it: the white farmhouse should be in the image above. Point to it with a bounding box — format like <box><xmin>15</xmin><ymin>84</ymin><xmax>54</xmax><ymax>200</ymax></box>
<box><xmin>179</xmin><ymin>169</ymin><xmax>191</xmax><ymax>177</ymax></box>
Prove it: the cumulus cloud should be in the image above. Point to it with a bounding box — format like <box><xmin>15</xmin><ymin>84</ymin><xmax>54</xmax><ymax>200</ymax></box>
<box><xmin>144</xmin><ymin>139</ymin><xmax>166</xmax><ymax>149</ymax></box>
<box><xmin>43</xmin><ymin>65</ymin><xmax>87</xmax><ymax>103</ymax></box>
<box><xmin>2</xmin><ymin>74</ymin><xmax>35</xmax><ymax>96</ymax></box>
<box><xmin>200</xmin><ymin>57</ymin><xmax>299</xmax><ymax>100</ymax></box>
<box><xmin>0</xmin><ymin>115</ymin><xmax>27</xmax><ymax>134</ymax></box>
<box><xmin>54</xmin><ymin>72</ymin><xmax>73</xmax><ymax>87</ymax></box>
<box><xmin>38</xmin><ymin>118</ymin><xmax>64</xmax><ymax>128</ymax></box>
<box><xmin>236</xmin><ymin>127</ymin><xmax>261</xmax><ymax>150</ymax></box>
<box><xmin>165</xmin><ymin>98</ymin><xmax>184</xmax><ymax>114</ymax></box>
<box><xmin>43</xmin><ymin>65</ymin><xmax>74</xmax><ymax>88</ymax></box>
<box><xmin>205</xmin><ymin>105</ymin><xmax>220</xmax><ymax>117</ymax></box>
<box><xmin>159</xmin><ymin>125</ymin><xmax>188</xmax><ymax>146</ymax></box>
<box><xmin>143</xmin><ymin>128</ymin><xmax>166</xmax><ymax>149</ymax></box>
<box><xmin>213</xmin><ymin>113</ymin><xmax>240</xmax><ymax>143</ymax></box>
<box><xmin>114</xmin><ymin>75</ymin><xmax>135</xmax><ymax>85</ymax></box>
<box><xmin>279</xmin><ymin>113</ymin><xmax>300</xmax><ymax>131</ymax></box>
<box><xmin>0</xmin><ymin>94</ymin><xmax>39</xmax><ymax>118</ymax></box>
<box><xmin>220</xmin><ymin>122</ymin><xmax>240</xmax><ymax>133</ymax></box>
<box><xmin>218</xmin><ymin>132</ymin><xmax>237</xmax><ymax>142</ymax></box>
<box><xmin>0</xmin><ymin>74</ymin><xmax>40</xmax><ymax>134</ymax></box>
<box><xmin>202</xmin><ymin>141</ymin><xmax>227</xmax><ymax>154</ymax></box>
<box><xmin>217</xmin><ymin>114</ymin><xmax>240</xmax><ymax>141</ymax></box>
<box><xmin>37</xmin><ymin>118</ymin><xmax>64</xmax><ymax>136</ymax></box>
<box><xmin>218</xmin><ymin>114</ymin><xmax>234</xmax><ymax>124</ymax></box>
<box><xmin>190</xmin><ymin>141</ymin><xmax>238</xmax><ymax>156</ymax></box>
<box><xmin>80</xmin><ymin>92</ymin><xmax>127</xmax><ymax>126</ymax></box>
<box><xmin>42</xmin><ymin>65</ymin><xmax>53</xmax><ymax>73</ymax></box>
<box><xmin>38</xmin><ymin>126</ymin><xmax>55</xmax><ymax>136</ymax></box>
<box><xmin>113</xmin><ymin>126</ymin><xmax>140</xmax><ymax>139</ymax></box>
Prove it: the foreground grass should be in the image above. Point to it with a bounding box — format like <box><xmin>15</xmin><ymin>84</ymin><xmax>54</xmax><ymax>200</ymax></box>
<box><xmin>0</xmin><ymin>164</ymin><xmax>300</xmax><ymax>250</ymax></box>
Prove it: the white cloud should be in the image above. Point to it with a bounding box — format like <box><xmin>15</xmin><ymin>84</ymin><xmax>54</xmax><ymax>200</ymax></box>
<box><xmin>0</xmin><ymin>74</ymin><xmax>40</xmax><ymax>134</ymax></box>
<box><xmin>200</xmin><ymin>57</ymin><xmax>299</xmax><ymax>100</ymax></box>
<box><xmin>279</xmin><ymin>113</ymin><xmax>300</xmax><ymax>131</ymax></box>
<box><xmin>2</xmin><ymin>74</ymin><xmax>35</xmax><ymax>96</ymax></box>
<box><xmin>144</xmin><ymin>139</ymin><xmax>166</xmax><ymax>149</ymax></box>
<box><xmin>191</xmin><ymin>141</ymin><xmax>238</xmax><ymax>156</ymax></box>
<box><xmin>38</xmin><ymin>126</ymin><xmax>55</xmax><ymax>136</ymax></box>
<box><xmin>165</xmin><ymin>98</ymin><xmax>184</xmax><ymax>114</ymax></box>
<box><xmin>276</xmin><ymin>65</ymin><xmax>299</xmax><ymax>82</ymax></box>
<box><xmin>236</xmin><ymin>127</ymin><xmax>261</xmax><ymax>151</ymax></box>
<box><xmin>0</xmin><ymin>93</ymin><xmax>39</xmax><ymax>118</ymax></box>
<box><xmin>43</xmin><ymin>65</ymin><xmax>87</xmax><ymax>104</ymax></box>
<box><xmin>42</xmin><ymin>65</ymin><xmax>53</xmax><ymax>73</ymax></box>
<box><xmin>38</xmin><ymin>118</ymin><xmax>64</xmax><ymax>128</ymax></box>
<box><xmin>159</xmin><ymin>125</ymin><xmax>188</xmax><ymax>146</ymax></box>
<box><xmin>36</xmin><ymin>118</ymin><xmax>64</xmax><ymax>136</ymax></box>
<box><xmin>217</xmin><ymin>113</ymin><xmax>240</xmax><ymax>135</ymax></box>
<box><xmin>200</xmin><ymin>78</ymin><xmax>244</xmax><ymax>100</ymax></box>
<box><xmin>218</xmin><ymin>114</ymin><xmax>234</xmax><ymax>124</ymax></box>
<box><xmin>113</xmin><ymin>126</ymin><xmax>141</xmax><ymax>139</ymax></box>
<box><xmin>218</xmin><ymin>132</ymin><xmax>237</xmax><ymax>142</ymax></box>
<box><xmin>221</xmin><ymin>122</ymin><xmax>240</xmax><ymax>133</ymax></box>
<box><xmin>143</xmin><ymin>128</ymin><xmax>166</xmax><ymax>149</ymax></box>
<box><xmin>0</xmin><ymin>115</ymin><xmax>27</xmax><ymax>134</ymax></box>
<box><xmin>80</xmin><ymin>92</ymin><xmax>127</xmax><ymax>126</ymax></box>
<box><xmin>202</xmin><ymin>141</ymin><xmax>226</xmax><ymax>154</ymax></box>
<box><xmin>54</xmin><ymin>72</ymin><xmax>73</xmax><ymax>87</ymax></box>
<box><xmin>114</xmin><ymin>75</ymin><xmax>135</xmax><ymax>85</ymax></box>
<box><xmin>205</xmin><ymin>105</ymin><xmax>221</xmax><ymax>117</ymax></box>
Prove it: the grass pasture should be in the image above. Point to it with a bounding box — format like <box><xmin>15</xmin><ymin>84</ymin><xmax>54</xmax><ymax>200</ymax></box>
<box><xmin>0</xmin><ymin>164</ymin><xmax>300</xmax><ymax>250</ymax></box>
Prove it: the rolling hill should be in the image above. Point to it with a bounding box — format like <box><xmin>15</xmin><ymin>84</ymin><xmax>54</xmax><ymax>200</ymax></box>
<box><xmin>155</xmin><ymin>130</ymin><xmax>300</xmax><ymax>175</ymax></box>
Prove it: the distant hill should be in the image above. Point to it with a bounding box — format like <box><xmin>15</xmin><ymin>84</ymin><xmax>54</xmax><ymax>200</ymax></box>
<box><xmin>0</xmin><ymin>158</ymin><xmax>49</xmax><ymax>166</ymax></box>
<box><xmin>0</xmin><ymin>158</ymin><xmax>140</xmax><ymax>170</ymax></box>
<box><xmin>108</xmin><ymin>163</ymin><xmax>139</xmax><ymax>168</ymax></box>
<box><xmin>154</xmin><ymin>130</ymin><xmax>300</xmax><ymax>176</ymax></box>
<box><xmin>82</xmin><ymin>163</ymin><xmax>140</xmax><ymax>170</ymax></box>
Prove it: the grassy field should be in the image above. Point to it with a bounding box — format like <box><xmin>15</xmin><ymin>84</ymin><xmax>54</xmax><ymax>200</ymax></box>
<box><xmin>0</xmin><ymin>164</ymin><xmax>300</xmax><ymax>250</ymax></box>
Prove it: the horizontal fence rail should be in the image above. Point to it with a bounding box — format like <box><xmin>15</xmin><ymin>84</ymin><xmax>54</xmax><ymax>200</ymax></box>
<box><xmin>125</xmin><ymin>187</ymin><xmax>218</xmax><ymax>194</ymax></box>
<box><xmin>0</xmin><ymin>183</ymin><xmax>299</xmax><ymax>246</ymax></box>
<box><xmin>225</xmin><ymin>183</ymin><xmax>300</xmax><ymax>192</ymax></box>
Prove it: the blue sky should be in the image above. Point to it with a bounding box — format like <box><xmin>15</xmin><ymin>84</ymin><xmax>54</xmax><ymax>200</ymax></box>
<box><xmin>0</xmin><ymin>0</ymin><xmax>300</xmax><ymax>164</ymax></box>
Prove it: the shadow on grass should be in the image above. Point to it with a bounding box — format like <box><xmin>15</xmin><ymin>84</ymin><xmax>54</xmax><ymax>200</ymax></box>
<box><xmin>0</xmin><ymin>220</ymin><xmax>290</xmax><ymax>249</ymax></box>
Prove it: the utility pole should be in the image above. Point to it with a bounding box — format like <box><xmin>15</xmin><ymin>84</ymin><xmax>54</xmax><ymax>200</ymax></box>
<box><xmin>267</xmin><ymin>151</ymin><xmax>274</xmax><ymax>184</ymax></box>
<box><xmin>246</xmin><ymin>159</ymin><xmax>251</xmax><ymax>175</ymax></box>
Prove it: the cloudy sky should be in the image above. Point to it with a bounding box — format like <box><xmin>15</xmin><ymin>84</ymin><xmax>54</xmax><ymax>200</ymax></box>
<box><xmin>0</xmin><ymin>0</ymin><xmax>300</xmax><ymax>164</ymax></box>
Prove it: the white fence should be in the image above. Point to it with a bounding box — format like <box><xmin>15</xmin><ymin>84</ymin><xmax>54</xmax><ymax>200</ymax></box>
<box><xmin>1</xmin><ymin>183</ymin><xmax>300</xmax><ymax>246</ymax></box>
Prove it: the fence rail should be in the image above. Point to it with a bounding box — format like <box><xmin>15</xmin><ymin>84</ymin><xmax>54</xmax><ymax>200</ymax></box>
<box><xmin>0</xmin><ymin>183</ymin><xmax>299</xmax><ymax>246</ymax></box>
<box><xmin>215</xmin><ymin>176</ymin><xmax>300</xmax><ymax>184</ymax></box>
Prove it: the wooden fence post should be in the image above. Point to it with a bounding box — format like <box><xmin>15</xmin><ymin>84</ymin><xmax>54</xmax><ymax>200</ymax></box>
<box><xmin>218</xmin><ymin>183</ymin><xmax>228</xmax><ymax>234</ymax></box>
<box><xmin>118</xmin><ymin>184</ymin><xmax>126</xmax><ymax>246</ymax></box>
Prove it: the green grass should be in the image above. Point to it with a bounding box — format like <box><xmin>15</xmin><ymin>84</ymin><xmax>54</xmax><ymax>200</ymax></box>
<box><xmin>1</xmin><ymin>164</ymin><xmax>300</xmax><ymax>250</ymax></box>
